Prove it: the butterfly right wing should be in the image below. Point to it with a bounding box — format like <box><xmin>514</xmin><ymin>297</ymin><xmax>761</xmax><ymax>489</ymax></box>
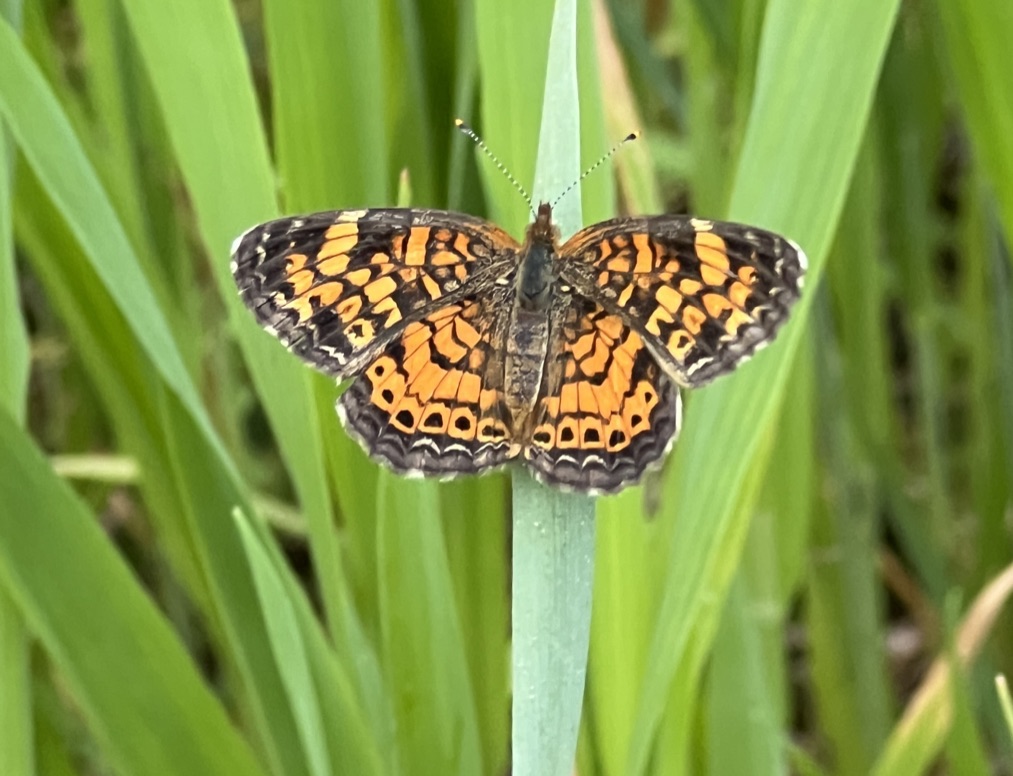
<box><xmin>559</xmin><ymin>215</ymin><xmax>805</xmax><ymax>387</ymax></box>
<box><xmin>231</xmin><ymin>208</ymin><xmax>519</xmax><ymax>378</ymax></box>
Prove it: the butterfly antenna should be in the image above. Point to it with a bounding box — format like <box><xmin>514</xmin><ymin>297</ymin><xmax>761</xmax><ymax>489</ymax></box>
<box><xmin>455</xmin><ymin>119</ymin><xmax>535</xmax><ymax>217</ymax></box>
<box><xmin>550</xmin><ymin>131</ymin><xmax>639</xmax><ymax>208</ymax></box>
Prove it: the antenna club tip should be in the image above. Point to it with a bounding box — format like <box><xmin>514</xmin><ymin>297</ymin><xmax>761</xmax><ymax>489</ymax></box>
<box><xmin>454</xmin><ymin>118</ymin><xmax>464</xmax><ymax>127</ymax></box>
<box><xmin>625</xmin><ymin>131</ymin><xmax>640</xmax><ymax>142</ymax></box>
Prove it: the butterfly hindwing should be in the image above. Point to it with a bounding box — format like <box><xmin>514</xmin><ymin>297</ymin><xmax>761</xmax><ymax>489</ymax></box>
<box><xmin>338</xmin><ymin>291</ymin><xmax>519</xmax><ymax>477</ymax></box>
<box><xmin>523</xmin><ymin>296</ymin><xmax>681</xmax><ymax>493</ymax></box>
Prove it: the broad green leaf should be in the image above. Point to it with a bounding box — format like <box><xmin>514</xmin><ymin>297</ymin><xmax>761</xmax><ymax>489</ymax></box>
<box><xmin>627</xmin><ymin>0</ymin><xmax>901</xmax><ymax>770</ymax></box>
<box><xmin>935</xmin><ymin>0</ymin><xmax>1013</xmax><ymax>262</ymax></box>
<box><xmin>235</xmin><ymin>510</ymin><xmax>333</xmax><ymax>776</ymax></box>
<box><xmin>377</xmin><ymin>475</ymin><xmax>482</xmax><ymax>776</ymax></box>
<box><xmin>0</xmin><ymin>408</ymin><xmax>268</xmax><ymax>776</ymax></box>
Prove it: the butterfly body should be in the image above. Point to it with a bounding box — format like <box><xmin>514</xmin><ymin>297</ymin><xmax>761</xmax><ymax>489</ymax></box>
<box><xmin>232</xmin><ymin>203</ymin><xmax>805</xmax><ymax>493</ymax></box>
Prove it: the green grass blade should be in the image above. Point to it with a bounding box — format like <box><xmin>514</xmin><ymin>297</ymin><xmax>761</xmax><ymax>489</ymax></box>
<box><xmin>0</xmin><ymin>409</ymin><xmax>268</xmax><ymax>776</ymax></box>
<box><xmin>235</xmin><ymin>509</ymin><xmax>333</xmax><ymax>776</ymax></box>
<box><xmin>0</xmin><ymin>6</ymin><xmax>27</xmax><ymax>421</ymax></box>
<box><xmin>440</xmin><ymin>478</ymin><xmax>510</xmax><ymax>773</ymax></box>
<box><xmin>474</xmin><ymin>0</ymin><xmax>551</xmax><ymax>233</ymax></box>
<box><xmin>262</xmin><ymin>0</ymin><xmax>388</xmax><ymax>210</ymax></box>
<box><xmin>997</xmin><ymin>676</ymin><xmax>1013</xmax><ymax>746</ymax></box>
<box><xmin>116</xmin><ymin>0</ymin><xmax>383</xmax><ymax>727</ymax></box>
<box><xmin>705</xmin><ymin>576</ymin><xmax>784</xmax><ymax>776</ymax></box>
<box><xmin>871</xmin><ymin>563</ymin><xmax>1013</xmax><ymax>775</ymax></box>
<box><xmin>376</xmin><ymin>475</ymin><xmax>482</xmax><ymax>775</ymax></box>
<box><xmin>0</xmin><ymin>19</ymin><xmax>231</xmax><ymax>476</ymax></box>
<box><xmin>258</xmin><ymin>3</ymin><xmax>391</xmax><ymax>721</ymax></box>
<box><xmin>935</xmin><ymin>1</ymin><xmax>1013</xmax><ymax>261</ymax></box>
<box><xmin>627</xmin><ymin>0</ymin><xmax>902</xmax><ymax>770</ymax></box>
<box><xmin>0</xmin><ymin>9</ymin><xmax>31</xmax><ymax>775</ymax></box>
<box><xmin>512</xmin><ymin>472</ymin><xmax>596</xmax><ymax>776</ymax></box>
<box><xmin>508</xmin><ymin>0</ymin><xmax>602</xmax><ymax>773</ymax></box>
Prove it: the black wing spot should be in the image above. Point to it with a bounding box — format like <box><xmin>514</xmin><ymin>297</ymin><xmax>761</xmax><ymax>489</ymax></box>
<box><xmin>395</xmin><ymin>409</ymin><xmax>415</xmax><ymax>427</ymax></box>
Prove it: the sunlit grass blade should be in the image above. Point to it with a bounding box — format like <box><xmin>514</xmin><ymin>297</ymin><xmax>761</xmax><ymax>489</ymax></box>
<box><xmin>997</xmin><ymin>675</ymin><xmax>1013</xmax><ymax>745</ymax></box>
<box><xmin>376</xmin><ymin>475</ymin><xmax>482</xmax><ymax>775</ymax></box>
<box><xmin>935</xmin><ymin>1</ymin><xmax>1013</xmax><ymax>259</ymax></box>
<box><xmin>0</xmin><ymin>10</ymin><xmax>27</xmax><ymax>420</ymax></box>
<box><xmin>116</xmin><ymin>0</ymin><xmax>382</xmax><ymax>724</ymax></box>
<box><xmin>0</xmin><ymin>19</ymin><xmax>231</xmax><ymax>476</ymax></box>
<box><xmin>262</xmin><ymin>0</ymin><xmax>388</xmax><ymax>211</ymax></box>
<box><xmin>259</xmin><ymin>2</ymin><xmax>391</xmax><ymax>722</ymax></box>
<box><xmin>627</xmin><ymin>0</ymin><xmax>902</xmax><ymax>770</ymax></box>
<box><xmin>0</xmin><ymin>408</ymin><xmax>268</xmax><ymax>776</ymax></box>
<box><xmin>871</xmin><ymin>563</ymin><xmax>1013</xmax><ymax>775</ymax></box>
<box><xmin>0</xmin><ymin>8</ymin><xmax>30</xmax><ymax>775</ymax></box>
<box><xmin>235</xmin><ymin>508</ymin><xmax>333</xmax><ymax>776</ymax></box>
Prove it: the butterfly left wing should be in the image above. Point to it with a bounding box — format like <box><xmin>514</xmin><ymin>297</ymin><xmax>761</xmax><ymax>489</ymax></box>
<box><xmin>231</xmin><ymin>208</ymin><xmax>519</xmax><ymax>377</ymax></box>
<box><xmin>558</xmin><ymin>216</ymin><xmax>806</xmax><ymax>387</ymax></box>
<box><xmin>523</xmin><ymin>296</ymin><xmax>680</xmax><ymax>493</ymax></box>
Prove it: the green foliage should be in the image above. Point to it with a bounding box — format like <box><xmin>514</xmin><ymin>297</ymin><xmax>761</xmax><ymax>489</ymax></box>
<box><xmin>1</xmin><ymin>0</ymin><xmax>1012</xmax><ymax>774</ymax></box>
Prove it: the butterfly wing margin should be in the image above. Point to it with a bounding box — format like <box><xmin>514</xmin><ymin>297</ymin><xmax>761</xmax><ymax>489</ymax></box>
<box><xmin>558</xmin><ymin>216</ymin><xmax>806</xmax><ymax>387</ymax></box>
<box><xmin>231</xmin><ymin>208</ymin><xmax>520</xmax><ymax>378</ymax></box>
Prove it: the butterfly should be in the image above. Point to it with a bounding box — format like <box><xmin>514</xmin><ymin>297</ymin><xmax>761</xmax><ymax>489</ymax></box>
<box><xmin>231</xmin><ymin>202</ymin><xmax>805</xmax><ymax>494</ymax></box>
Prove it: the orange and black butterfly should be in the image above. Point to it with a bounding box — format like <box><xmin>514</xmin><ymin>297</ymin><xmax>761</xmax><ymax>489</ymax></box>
<box><xmin>231</xmin><ymin>197</ymin><xmax>805</xmax><ymax>493</ymax></box>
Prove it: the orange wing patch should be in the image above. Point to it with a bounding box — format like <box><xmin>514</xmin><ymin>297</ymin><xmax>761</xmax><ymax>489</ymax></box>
<box><xmin>231</xmin><ymin>208</ymin><xmax>519</xmax><ymax>378</ymax></box>
<box><xmin>523</xmin><ymin>299</ymin><xmax>680</xmax><ymax>493</ymax></box>
<box><xmin>559</xmin><ymin>216</ymin><xmax>805</xmax><ymax>387</ymax></box>
<box><xmin>338</xmin><ymin>295</ymin><xmax>519</xmax><ymax>476</ymax></box>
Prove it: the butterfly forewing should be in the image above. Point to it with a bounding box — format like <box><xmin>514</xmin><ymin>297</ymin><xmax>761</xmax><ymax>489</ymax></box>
<box><xmin>558</xmin><ymin>216</ymin><xmax>806</xmax><ymax>387</ymax></box>
<box><xmin>231</xmin><ymin>208</ymin><xmax>519</xmax><ymax>378</ymax></box>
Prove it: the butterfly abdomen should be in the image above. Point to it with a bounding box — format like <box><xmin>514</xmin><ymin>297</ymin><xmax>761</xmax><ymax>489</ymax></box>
<box><xmin>504</xmin><ymin>306</ymin><xmax>550</xmax><ymax>430</ymax></box>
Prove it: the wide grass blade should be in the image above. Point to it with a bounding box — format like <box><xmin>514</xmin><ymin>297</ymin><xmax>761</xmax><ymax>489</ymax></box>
<box><xmin>0</xmin><ymin>6</ymin><xmax>31</xmax><ymax>775</ymax></box>
<box><xmin>871</xmin><ymin>563</ymin><xmax>1013</xmax><ymax>774</ymax></box>
<box><xmin>626</xmin><ymin>0</ymin><xmax>902</xmax><ymax>769</ymax></box>
<box><xmin>377</xmin><ymin>475</ymin><xmax>483</xmax><ymax>775</ymax></box>
<box><xmin>0</xmin><ymin>19</ymin><xmax>231</xmax><ymax>475</ymax></box>
<box><xmin>113</xmin><ymin>0</ymin><xmax>354</xmax><ymax>647</ymax></box>
<box><xmin>934</xmin><ymin>1</ymin><xmax>1013</xmax><ymax>259</ymax></box>
<box><xmin>0</xmin><ymin>409</ymin><xmax>268</xmax><ymax>776</ymax></box>
<box><xmin>235</xmin><ymin>509</ymin><xmax>333</xmax><ymax>776</ymax></box>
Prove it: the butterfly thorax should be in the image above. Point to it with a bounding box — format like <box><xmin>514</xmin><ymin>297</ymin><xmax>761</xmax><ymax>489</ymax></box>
<box><xmin>505</xmin><ymin>203</ymin><xmax>560</xmax><ymax>428</ymax></box>
<box><xmin>517</xmin><ymin>202</ymin><xmax>559</xmax><ymax>311</ymax></box>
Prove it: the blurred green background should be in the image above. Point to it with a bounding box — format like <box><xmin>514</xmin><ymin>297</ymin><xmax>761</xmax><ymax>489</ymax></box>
<box><xmin>1</xmin><ymin>0</ymin><xmax>1012</xmax><ymax>774</ymax></box>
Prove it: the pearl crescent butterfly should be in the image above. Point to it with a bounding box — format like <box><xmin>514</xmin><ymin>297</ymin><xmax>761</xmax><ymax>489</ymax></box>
<box><xmin>231</xmin><ymin>203</ymin><xmax>805</xmax><ymax>493</ymax></box>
